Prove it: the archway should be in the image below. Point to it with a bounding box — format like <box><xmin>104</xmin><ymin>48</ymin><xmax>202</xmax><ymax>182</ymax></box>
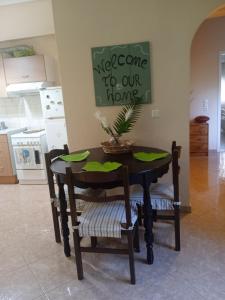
<box><xmin>190</xmin><ymin>4</ymin><xmax>225</xmax><ymax>208</ymax></box>
<box><xmin>190</xmin><ymin>4</ymin><xmax>225</xmax><ymax>156</ymax></box>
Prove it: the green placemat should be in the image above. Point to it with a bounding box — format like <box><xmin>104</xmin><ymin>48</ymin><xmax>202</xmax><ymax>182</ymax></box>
<box><xmin>133</xmin><ymin>152</ymin><xmax>168</xmax><ymax>162</ymax></box>
<box><xmin>60</xmin><ymin>150</ymin><xmax>90</xmax><ymax>162</ymax></box>
<box><xmin>82</xmin><ymin>161</ymin><xmax>122</xmax><ymax>172</ymax></box>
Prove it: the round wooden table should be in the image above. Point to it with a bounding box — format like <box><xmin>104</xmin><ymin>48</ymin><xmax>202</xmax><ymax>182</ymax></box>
<box><xmin>51</xmin><ymin>146</ymin><xmax>172</xmax><ymax>264</ymax></box>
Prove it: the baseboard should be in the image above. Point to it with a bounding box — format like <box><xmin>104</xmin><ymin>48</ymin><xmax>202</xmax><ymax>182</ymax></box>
<box><xmin>180</xmin><ymin>205</ymin><xmax>192</xmax><ymax>213</ymax></box>
<box><xmin>0</xmin><ymin>175</ymin><xmax>18</xmax><ymax>184</ymax></box>
<box><xmin>18</xmin><ymin>180</ymin><xmax>47</xmax><ymax>185</ymax></box>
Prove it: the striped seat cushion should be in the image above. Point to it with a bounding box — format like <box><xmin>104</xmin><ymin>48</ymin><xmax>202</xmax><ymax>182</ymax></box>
<box><xmin>78</xmin><ymin>200</ymin><xmax>138</xmax><ymax>238</ymax></box>
<box><xmin>130</xmin><ymin>183</ymin><xmax>175</xmax><ymax>210</ymax></box>
<box><xmin>52</xmin><ymin>187</ymin><xmax>105</xmax><ymax>212</ymax></box>
<box><xmin>106</xmin><ymin>186</ymin><xmax>142</xmax><ymax>208</ymax></box>
<box><xmin>150</xmin><ymin>183</ymin><xmax>174</xmax><ymax>210</ymax></box>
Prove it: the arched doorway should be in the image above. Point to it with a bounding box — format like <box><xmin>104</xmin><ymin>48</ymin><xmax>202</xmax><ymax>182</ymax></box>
<box><xmin>190</xmin><ymin>4</ymin><xmax>225</xmax><ymax>155</ymax></box>
<box><xmin>189</xmin><ymin>5</ymin><xmax>225</xmax><ymax>210</ymax></box>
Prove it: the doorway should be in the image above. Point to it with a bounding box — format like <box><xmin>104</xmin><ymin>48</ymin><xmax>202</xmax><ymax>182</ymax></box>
<box><xmin>219</xmin><ymin>52</ymin><xmax>225</xmax><ymax>151</ymax></box>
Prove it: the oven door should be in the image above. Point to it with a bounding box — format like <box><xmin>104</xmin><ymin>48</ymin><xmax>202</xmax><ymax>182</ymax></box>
<box><xmin>13</xmin><ymin>145</ymin><xmax>44</xmax><ymax>170</ymax></box>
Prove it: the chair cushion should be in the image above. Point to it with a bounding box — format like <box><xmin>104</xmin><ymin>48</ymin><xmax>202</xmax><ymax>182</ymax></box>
<box><xmin>53</xmin><ymin>187</ymin><xmax>105</xmax><ymax>212</ymax></box>
<box><xmin>129</xmin><ymin>185</ymin><xmax>145</xmax><ymax>205</ymax></box>
<box><xmin>130</xmin><ymin>183</ymin><xmax>175</xmax><ymax>210</ymax></box>
<box><xmin>78</xmin><ymin>200</ymin><xmax>138</xmax><ymax>238</ymax></box>
<box><xmin>150</xmin><ymin>183</ymin><xmax>174</xmax><ymax>210</ymax></box>
<box><xmin>106</xmin><ymin>186</ymin><xmax>143</xmax><ymax>208</ymax></box>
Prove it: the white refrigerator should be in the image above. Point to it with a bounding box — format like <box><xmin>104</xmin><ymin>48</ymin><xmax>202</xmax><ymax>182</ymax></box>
<box><xmin>40</xmin><ymin>87</ymin><xmax>68</xmax><ymax>151</ymax></box>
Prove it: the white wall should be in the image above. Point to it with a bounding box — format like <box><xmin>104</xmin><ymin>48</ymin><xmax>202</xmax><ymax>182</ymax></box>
<box><xmin>0</xmin><ymin>0</ymin><xmax>54</xmax><ymax>42</ymax></box>
<box><xmin>191</xmin><ymin>17</ymin><xmax>225</xmax><ymax>150</ymax></box>
<box><xmin>52</xmin><ymin>0</ymin><xmax>225</xmax><ymax>208</ymax></box>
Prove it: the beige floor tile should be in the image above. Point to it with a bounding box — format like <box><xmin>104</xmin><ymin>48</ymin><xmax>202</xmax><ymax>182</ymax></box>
<box><xmin>46</xmin><ymin>284</ymin><xmax>108</xmax><ymax>300</ymax></box>
<box><xmin>0</xmin><ymin>246</ymin><xmax>27</xmax><ymax>276</ymax></box>
<box><xmin>20</xmin><ymin>232</ymin><xmax>63</xmax><ymax>264</ymax></box>
<box><xmin>29</xmin><ymin>253</ymin><xmax>80</xmax><ymax>292</ymax></box>
<box><xmin>33</xmin><ymin>296</ymin><xmax>50</xmax><ymax>300</ymax></box>
<box><xmin>0</xmin><ymin>266</ymin><xmax>44</xmax><ymax>300</ymax></box>
<box><xmin>186</xmin><ymin>271</ymin><xmax>225</xmax><ymax>299</ymax></box>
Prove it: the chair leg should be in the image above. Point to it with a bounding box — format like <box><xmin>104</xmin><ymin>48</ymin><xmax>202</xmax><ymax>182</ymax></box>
<box><xmin>127</xmin><ymin>231</ymin><xmax>136</xmax><ymax>285</ymax></box>
<box><xmin>73</xmin><ymin>229</ymin><xmax>83</xmax><ymax>280</ymax></box>
<box><xmin>91</xmin><ymin>237</ymin><xmax>97</xmax><ymax>248</ymax></box>
<box><xmin>137</xmin><ymin>204</ymin><xmax>143</xmax><ymax>226</ymax></box>
<box><xmin>152</xmin><ymin>209</ymin><xmax>157</xmax><ymax>222</ymax></box>
<box><xmin>133</xmin><ymin>222</ymin><xmax>140</xmax><ymax>253</ymax></box>
<box><xmin>174</xmin><ymin>206</ymin><xmax>180</xmax><ymax>251</ymax></box>
<box><xmin>51</xmin><ymin>203</ymin><xmax>61</xmax><ymax>243</ymax></box>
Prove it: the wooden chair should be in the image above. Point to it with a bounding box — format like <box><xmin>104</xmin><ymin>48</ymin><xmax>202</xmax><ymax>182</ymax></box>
<box><xmin>131</xmin><ymin>141</ymin><xmax>181</xmax><ymax>251</ymax></box>
<box><xmin>45</xmin><ymin>145</ymin><xmax>100</xmax><ymax>244</ymax></box>
<box><xmin>45</xmin><ymin>145</ymin><xmax>69</xmax><ymax>243</ymax></box>
<box><xmin>66</xmin><ymin>166</ymin><xmax>139</xmax><ymax>284</ymax></box>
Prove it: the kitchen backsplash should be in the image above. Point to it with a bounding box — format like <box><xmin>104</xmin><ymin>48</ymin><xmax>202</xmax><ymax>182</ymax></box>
<box><xmin>0</xmin><ymin>95</ymin><xmax>44</xmax><ymax>129</ymax></box>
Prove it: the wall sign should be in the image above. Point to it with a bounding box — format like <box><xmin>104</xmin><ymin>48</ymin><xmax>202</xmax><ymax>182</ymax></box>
<box><xmin>91</xmin><ymin>41</ymin><xmax>151</xmax><ymax>106</ymax></box>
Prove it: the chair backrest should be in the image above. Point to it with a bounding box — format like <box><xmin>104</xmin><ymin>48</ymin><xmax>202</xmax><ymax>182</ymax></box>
<box><xmin>45</xmin><ymin>145</ymin><xmax>69</xmax><ymax>199</ymax></box>
<box><xmin>66</xmin><ymin>166</ymin><xmax>132</xmax><ymax>229</ymax></box>
<box><xmin>171</xmin><ymin>141</ymin><xmax>181</xmax><ymax>203</ymax></box>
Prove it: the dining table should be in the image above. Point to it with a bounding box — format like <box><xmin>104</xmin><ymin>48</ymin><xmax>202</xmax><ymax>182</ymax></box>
<box><xmin>50</xmin><ymin>145</ymin><xmax>172</xmax><ymax>265</ymax></box>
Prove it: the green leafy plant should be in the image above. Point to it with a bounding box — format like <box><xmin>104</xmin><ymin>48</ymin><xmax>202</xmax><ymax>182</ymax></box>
<box><xmin>95</xmin><ymin>100</ymin><xmax>142</xmax><ymax>144</ymax></box>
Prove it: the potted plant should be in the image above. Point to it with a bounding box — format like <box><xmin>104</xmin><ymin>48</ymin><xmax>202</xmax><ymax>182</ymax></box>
<box><xmin>95</xmin><ymin>101</ymin><xmax>142</xmax><ymax>154</ymax></box>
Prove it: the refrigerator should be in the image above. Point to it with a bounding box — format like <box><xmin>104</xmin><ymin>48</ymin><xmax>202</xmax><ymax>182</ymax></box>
<box><xmin>40</xmin><ymin>86</ymin><xmax>68</xmax><ymax>151</ymax></box>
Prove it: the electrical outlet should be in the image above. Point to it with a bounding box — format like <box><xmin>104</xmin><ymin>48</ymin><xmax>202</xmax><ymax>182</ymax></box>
<box><xmin>152</xmin><ymin>109</ymin><xmax>160</xmax><ymax>118</ymax></box>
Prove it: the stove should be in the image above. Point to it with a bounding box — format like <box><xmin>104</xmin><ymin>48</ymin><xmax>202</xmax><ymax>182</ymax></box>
<box><xmin>23</xmin><ymin>129</ymin><xmax>45</xmax><ymax>134</ymax></box>
<box><xmin>11</xmin><ymin>130</ymin><xmax>47</xmax><ymax>184</ymax></box>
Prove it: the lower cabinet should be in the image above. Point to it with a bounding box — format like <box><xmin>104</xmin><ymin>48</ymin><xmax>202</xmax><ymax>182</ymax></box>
<box><xmin>190</xmin><ymin>122</ymin><xmax>209</xmax><ymax>156</ymax></box>
<box><xmin>0</xmin><ymin>135</ymin><xmax>17</xmax><ymax>183</ymax></box>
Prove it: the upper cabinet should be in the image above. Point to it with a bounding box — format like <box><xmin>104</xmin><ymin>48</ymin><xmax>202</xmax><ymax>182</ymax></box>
<box><xmin>3</xmin><ymin>55</ymin><xmax>56</xmax><ymax>85</ymax></box>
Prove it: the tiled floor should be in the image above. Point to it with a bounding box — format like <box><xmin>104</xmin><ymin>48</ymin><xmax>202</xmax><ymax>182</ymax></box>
<box><xmin>1</xmin><ymin>152</ymin><xmax>225</xmax><ymax>299</ymax></box>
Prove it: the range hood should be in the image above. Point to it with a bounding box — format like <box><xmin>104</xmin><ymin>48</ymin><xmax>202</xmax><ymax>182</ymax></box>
<box><xmin>6</xmin><ymin>82</ymin><xmax>53</xmax><ymax>96</ymax></box>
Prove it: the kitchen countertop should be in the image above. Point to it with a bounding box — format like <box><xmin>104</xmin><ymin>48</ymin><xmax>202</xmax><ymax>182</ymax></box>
<box><xmin>0</xmin><ymin>127</ymin><xmax>27</xmax><ymax>135</ymax></box>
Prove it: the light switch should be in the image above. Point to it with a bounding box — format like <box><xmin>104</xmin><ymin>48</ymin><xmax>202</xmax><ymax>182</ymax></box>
<box><xmin>202</xmin><ymin>99</ymin><xmax>208</xmax><ymax>113</ymax></box>
<box><xmin>152</xmin><ymin>109</ymin><xmax>160</xmax><ymax>118</ymax></box>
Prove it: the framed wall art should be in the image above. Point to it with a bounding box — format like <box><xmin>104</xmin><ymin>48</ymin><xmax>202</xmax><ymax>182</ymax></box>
<box><xmin>91</xmin><ymin>41</ymin><xmax>151</xmax><ymax>106</ymax></box>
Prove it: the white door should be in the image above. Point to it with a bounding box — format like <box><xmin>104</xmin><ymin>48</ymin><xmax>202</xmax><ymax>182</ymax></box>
<box><xmin>45</xmin><ymin>118</ymin><xmax>68</xmax><ymax>150</ymax></box>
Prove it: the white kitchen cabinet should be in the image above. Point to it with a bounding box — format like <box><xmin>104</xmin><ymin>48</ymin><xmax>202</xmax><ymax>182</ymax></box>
<box><xmin>3</xmin><ymin>55</ymin><xmax>56</xmax><ymax>85</ymax></box>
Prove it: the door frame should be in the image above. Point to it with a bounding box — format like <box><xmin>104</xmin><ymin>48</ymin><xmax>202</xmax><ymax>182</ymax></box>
<box><xmin>217</xmin><ymin>51</ymin><xmax>225</xmax><ymax>152</ymax></box>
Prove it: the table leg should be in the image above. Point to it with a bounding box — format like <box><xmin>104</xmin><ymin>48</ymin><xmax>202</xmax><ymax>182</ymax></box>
<box><xmin>58</xmin><ymin>181</ymin><xmax>71</xmax><ymax>257</ymax></box>
<box><xmin>143</xmin><ymin>174</ymin><xmax>154</xmax><ymax>264</ymax></box>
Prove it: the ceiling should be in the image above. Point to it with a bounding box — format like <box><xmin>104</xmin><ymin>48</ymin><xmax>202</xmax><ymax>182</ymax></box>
<box><xmin>0</xmin><ymin>1</ymin><xmax>224</xmax><ymax>18</ymax></box>
<box><xmin>0</xmin><ymin>0</ymin><xmax>37</xmax><ymax>6</ymax></box>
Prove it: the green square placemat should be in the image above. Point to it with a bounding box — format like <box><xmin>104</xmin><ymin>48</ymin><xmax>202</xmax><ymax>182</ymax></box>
<box><xmin>60</xmin><ymin>151</ymin><xmax>90</xmax><ymax>162</ymax></box>
<box><xmin>133</xmin><ymin>152</ymin><xmax>168</xmax><ymax>162</ymax></box>
<box><xmin>82</xmin><ymin>161</ymin><xmax>122</xmax><ymax>172</ymax></box>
